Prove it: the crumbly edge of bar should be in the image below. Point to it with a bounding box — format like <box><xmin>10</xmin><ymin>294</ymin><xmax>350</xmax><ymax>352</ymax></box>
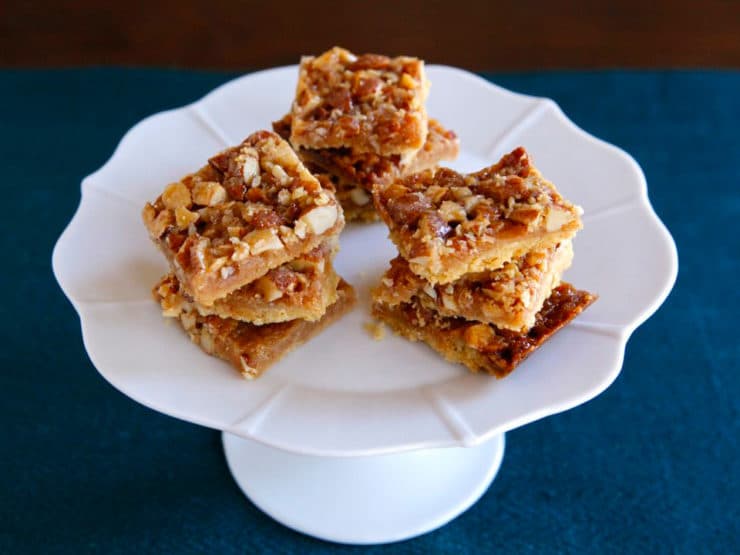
<box><xmin>289</xmin><ymin>47</ymin><xmax>429</xmax><ymax>155</ymax></box>
<box><xmin>405</xmin><ymin>120</ymin><xmax>460</xmax><ymax>175</ymax></box>
<box><xmin>158</xmin><ymin>279</ymin><xmax>356</xmax><ymax>379</ymax></box>
<box><xmin>274</xmin><ymin>115</ymin><xmax>459</xmax><ymax>190</ymax></box>
<box><xmin>374</xmin><ymin>241</ymin><xmax>574</xmax><ymax>331</ymax></box>
<box><xmin>154</xmin><ymin>216</ymin><xmax>343</xmax><ymax>306</ymax></box>
<box><xmin>395</xmin><ymin>222</ymin><xmax>580</xmax><ymax>285</ymax></box>
<box><xmin>155</xmin><ymin>246</ymin><xmax>341</xmax><ymax>325</ymax></box>
<box><xmin>372</xmin><ymin>283</ymin><xmax>596</xmax><ymax>378</ymax></box>
<box><xmin>306</xmin><ymin>119</ymin><xmax>458</xmax><ymax>189</ymax></box>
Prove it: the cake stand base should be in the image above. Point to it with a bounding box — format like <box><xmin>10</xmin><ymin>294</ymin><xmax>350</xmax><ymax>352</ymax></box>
<box><xmin>222</xmin><ymin>432</ymin><xmax>505</xmax><ymax>545</ymax></box>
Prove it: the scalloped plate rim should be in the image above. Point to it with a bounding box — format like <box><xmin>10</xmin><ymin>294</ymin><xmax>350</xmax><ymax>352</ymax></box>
<box><xmin>52</xmin><ymin>65</ymin><xmax>678</xmax><ymax>457</ymax></box>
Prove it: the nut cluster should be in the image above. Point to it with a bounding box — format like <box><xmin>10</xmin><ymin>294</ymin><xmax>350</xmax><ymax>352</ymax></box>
<box><xmin>290</xmin><ymin>47</ymin><xmax>430</xmax><ymax>156</ymax></box>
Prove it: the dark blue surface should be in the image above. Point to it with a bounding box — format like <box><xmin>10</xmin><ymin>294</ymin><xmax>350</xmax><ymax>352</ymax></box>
<box><xmin>1</xmin><ymin>69</ymin><xmax>737</xmax><ymax>554</ymax></box>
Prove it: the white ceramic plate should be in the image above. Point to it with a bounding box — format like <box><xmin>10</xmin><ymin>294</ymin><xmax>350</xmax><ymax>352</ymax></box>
<box><xmin>53</xmin><ymin>65</ymin><xmax>677</xmax><ymax>457</ymax></box>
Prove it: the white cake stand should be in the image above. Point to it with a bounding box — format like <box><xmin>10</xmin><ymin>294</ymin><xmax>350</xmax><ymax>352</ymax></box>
<box><xmin>222</xmin><ymin>433</ymin><xmax>505</xmax><ymax>544</ymax></box>
<box><xmin>52</xmin><ymin>66</ymin><xmax>677</xmax><ymax>544</ymax></box>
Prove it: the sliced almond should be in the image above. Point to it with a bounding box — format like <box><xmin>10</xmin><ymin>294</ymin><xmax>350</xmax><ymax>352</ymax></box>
<box><xmin>199</xmin><ymin>330</ymin><xmax>215</xmax><ymax>354</ymax></box>
<box><xmin>545</xmin><ymin>207</ymin><xmax>574</xmax><ymax>232</ymax></box>
<box><xmin>349</xmin><ymin>187</ymin><xmax>371</xmax><ymax>206</ymax></box>
<box><xmin>244</xmin><ymin>229</ymin><xmax>284</xmax><ymax>254</ymax></box>
<box><xmin>208</xmin><ymin>256</ymin><xmax>228</xmax><ymax>274</ymax></box>
<box><xmin>175</xmin><ymin>206</ymin><xmax>199</xmax><ymax>228</ymax></box>
<box><xmin>255</xmin><ymin>276</ymin><xmax>285</xmax><ymax>302</ymax></box>
<box><xmin>180</xmin><ymin>310</ymin><xmax>196</xmax><ymax>331</ymax></box>
<box><xmin>298</xmin><ymin>204</ymin><xmax>337</xmax><ymax>235</ymax></box>
<box><xmin>277</xmin><ymin>188</ymin><xmax>291</xmax><ymax>205</ymax></box>
<box><xmin>509</xmin><ymin>207</ymin><xmax>541</xmax><ymax>226</ymax></box>
<box><xmin>520</xmin><ymin>289</ymin><xmax>532</xmax><ymax>308</ymax></box>
<box><xmin>441</xmin><ymin>294</ymin><xmax>457</xmax><ymax>311</ymax></box>
<box><xmin>241</xmin><ymin>155</ymin><xmax>260</xmax><ymax>185</ymax></box>
<box><xmin>231</xmin><ymin>241</ymin><xmax>251</xmax><ymax>261</ymax></box>
<box><xmin>463</xmin><ymin>194</ymin><xmax>483</xmax><ymax>213</ymax></box>
<box><xmin>192</xmin><ymin>181</ymin><xmax>227</xmax><ymax>206</ymax></box>
<box><xmin>162</xmin><ymin>182</ymin><xmax>192</xmax><ymax>210</ymax></box>
<box><xmin>146</xmin><ymin>207</ymin><xmax>174</xmax><ymax>238</ymax></box>
<box><xmin>270</xmin><ymin>164</ymin><xmax>290</xmax><ymax>185</ymax></box>
<box><xmin>294</xmin><ymin>220</ymin><xmax>308</xmax><ymax>239</ymax></box>
<box><xmin>439</xmin><ymin>200</ymin><xmax>467</xmax><ymax>223</ymax></box>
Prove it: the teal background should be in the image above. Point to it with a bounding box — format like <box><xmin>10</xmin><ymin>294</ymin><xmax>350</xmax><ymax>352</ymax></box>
<box><xmin>1</xmin><ymin>69</ymin><xmax>738</xmax><ymax>553</ymax></box>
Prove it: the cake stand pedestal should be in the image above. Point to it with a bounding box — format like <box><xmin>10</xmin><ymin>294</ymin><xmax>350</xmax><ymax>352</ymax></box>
<box><xmin>222</xmin><ymin>432</ymin><xmax>505</xmax><ymax>545</ymax></box>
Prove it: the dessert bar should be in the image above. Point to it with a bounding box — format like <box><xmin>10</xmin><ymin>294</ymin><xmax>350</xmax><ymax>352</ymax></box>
<box><xmin>373</xmin><ymin>147</ymin><xmax>582</xmax><ymax>284</ymax></box>
<box><xmin>290</xmin><ymin>47</ymin><xmax>429</xmax><ymax>156</ymax></box>
<box><xmin>143</xmin><ymin>130</ymin><xmax>344</xmax><ymax>305</ymax></box>
<box><xmin>155</xmin><ymin>279</ymin><xmax>356</xmax><ymax>379</ymax></box>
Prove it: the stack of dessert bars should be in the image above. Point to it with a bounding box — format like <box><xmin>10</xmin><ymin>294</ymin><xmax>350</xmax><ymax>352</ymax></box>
<box><xmin>273</xmin><ymin>47</ymin><xmax>459</xmax><ymax>222</ymax></box>
<box><xmin>143</xmin><ymin>131</ymin><xmax>355</xmax><ymax>379</ymax></box>
<box><xmin>371</xmin><ymin>147</ymin><xmax>596</xmax><ymax>377</ymax></box>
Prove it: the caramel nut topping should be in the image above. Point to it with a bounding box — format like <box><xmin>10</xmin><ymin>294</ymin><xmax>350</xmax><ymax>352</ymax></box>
<box><xmin>373</xmin><ymin>147</ymin><xmax>583</xmax><ymax>283</ymax></box>
<box><xmin>290</xmin><ymin>47</ymin><xmax>429</xmax><ymax>156</ymax></box>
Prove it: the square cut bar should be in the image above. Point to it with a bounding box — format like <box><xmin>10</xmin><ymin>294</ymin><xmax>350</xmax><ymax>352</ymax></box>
<box><xmin>155</xmin><ymin>240</ymin><xmax>340</xmax><ymax>325</ymax></box>
<box><xmin>274</xmin><ymin>115</ymin><xmax>459</xmax><ymax>191</ymax></box>
<box><xmin>142</xmin><ymin>130</ymin><xmax>344</xmax><ymax>305</ymax></box>
<box><xmin>373</xmin><ymin>147</ymin><xmax>583</xmax><ymax>284</ymax></box>
<box><xmin>290</xmin><ymin>47</ymin><xmax>429</xmax><ymax>156</ymax></box>
<box><xmin>155</xmin><ymin>279</ymin><xmax>356</xmax><ymax>379</ymax></box>
<box><xmin>374</xmin><ymin>241</ymin><xmax>573</xmax><ymax>332</ymax></box>
<box><xmin>372</xmin><ymin>283</ymin><xmax>596</xmax><ymax>378</ymax></box>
